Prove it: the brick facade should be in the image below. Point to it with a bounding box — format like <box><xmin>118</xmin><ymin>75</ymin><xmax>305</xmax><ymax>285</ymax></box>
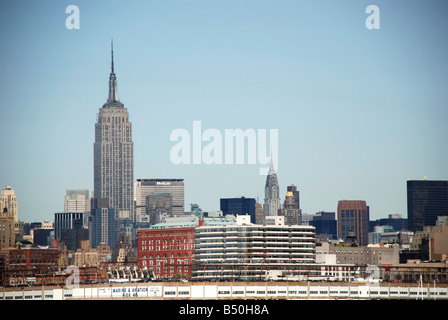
<box><xmin>137</xmin><ymin>227</ymin><xmax>195</xmax><ymax>280</ymax></box>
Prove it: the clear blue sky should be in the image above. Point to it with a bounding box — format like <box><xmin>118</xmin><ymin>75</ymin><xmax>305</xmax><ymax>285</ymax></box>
<box><xmin>1</xmin><ymin>0</ymin><xmax>447</xmax><ymax>223</ymax></box>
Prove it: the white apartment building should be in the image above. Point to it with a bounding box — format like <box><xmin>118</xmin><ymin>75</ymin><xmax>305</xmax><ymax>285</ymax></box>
<box><xmin>192</xmin><ymin>215</ymin><xmax>317</xmax><ymax>281</ymax></box>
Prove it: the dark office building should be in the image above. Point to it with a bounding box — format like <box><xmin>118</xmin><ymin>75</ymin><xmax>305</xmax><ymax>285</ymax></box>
<box><xmin>337</xmin><ymin>200</ymin><xmax>370</xmax><ymax>246</ymax></box>
<box><xmin>407</xmin><ymin>180</ymin><xmax>448</xmax><ymax>232</ymax></box>
<box><xmin>369</xmin><ymin>214</ymin><xmax>408</xmax><ymax>232</ymax></box>
<box><xmin>54</xmin><ymin>212</ymin><xmax>84</xmax><ymax>241</ymax></box>
<box><xmin>309</xmin><ymin>211</ymin><xmax>337</xmax><ymax>241</ymax></box>
<box><xmin>33</xmin><ymin>229</ymin><xmax>53</xmax><ymax>246</ymax></box>
<box><xmin>220</xmin><ymin>197</ymin><xmax>256</xmax><ymax>223</ymax></box>
<box><xmin>60</xmin><ymin>219</ymin><xmax>88</xmax><ymax>250</ymax></box>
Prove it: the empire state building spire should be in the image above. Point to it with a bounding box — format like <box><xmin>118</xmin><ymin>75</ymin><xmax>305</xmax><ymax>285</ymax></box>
<box><xmin>104</xmin><ymin>40</ymin><xmax>123</xmax><ymax>108</ymax></box>
<box><xmin>94</xmin><ymin>41</ymin><xmax>135</xmax><ymax>229</ymax></box>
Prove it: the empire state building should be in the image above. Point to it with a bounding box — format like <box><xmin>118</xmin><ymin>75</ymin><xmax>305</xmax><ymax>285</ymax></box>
<box><xmin>94</xmin><ymin>42</ymin><xmax>134</xmax><ymax>220</ymax></box>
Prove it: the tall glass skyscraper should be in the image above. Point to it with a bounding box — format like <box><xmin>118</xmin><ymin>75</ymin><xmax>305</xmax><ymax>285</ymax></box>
<box><xmin>407</xmin><ymin>180</ymin><xmax>448</xmax><ymax>232</ymax></box>
<box><xmin>94</xmin><ymin>42</ymin><xmax>134</xmax><ymax>221</ymax></box>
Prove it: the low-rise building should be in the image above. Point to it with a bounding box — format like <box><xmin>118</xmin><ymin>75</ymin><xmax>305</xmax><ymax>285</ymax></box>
<box><xmin>0</xmin><ymin>245</ymin><xmax>59</xmax><ymax>286</ymax></box>
<box><xmin>404</xmin><ymin>225</ymin><xmax>448</xmax><ymax>262</ymax></box>
<box><xmin>72</xmin><ymin>240</ymin><xmax>101</xmax><ymax>267</ymax></box>
<box><xmin>137</xmin><ymin>227</ymin><xmax>195</xmax><ymax>280</ymax></box>
<box><xmin>380</xmin><ymin>260</ymin><xmax>448</xmax><ymax>283</ymax></box>
<box><xmin>192</xmin><ymin>215</ymin><xmax>316</xmax><ymax>281</ymax></box>
<box><xmin>317</xmin><ymin>242</ymin><xmax>400</xmax><ymax>266</ymax></box>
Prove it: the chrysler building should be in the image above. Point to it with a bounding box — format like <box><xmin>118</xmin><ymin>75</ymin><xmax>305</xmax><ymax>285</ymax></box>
<box><xmin>263</xmin><ymin>157</ymin><xmax>280</xmax><ymax>217</ymax></box>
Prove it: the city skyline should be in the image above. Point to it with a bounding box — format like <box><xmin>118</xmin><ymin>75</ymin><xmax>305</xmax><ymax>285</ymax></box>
<box><xmin>1</xmin><ymin>1</ymin><xmax>447</xmax><ymax>223</ymax></box>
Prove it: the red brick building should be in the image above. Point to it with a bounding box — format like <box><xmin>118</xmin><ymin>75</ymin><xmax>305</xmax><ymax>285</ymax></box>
<box><xmin>0</xmin><ymin>246</ymin><xmax>59</xmax><ymax>286</ymax></box>
<box><xmin>137</xmin><ymin>227</ymin><xmax>195</xmax><ymax>280</ymax></box>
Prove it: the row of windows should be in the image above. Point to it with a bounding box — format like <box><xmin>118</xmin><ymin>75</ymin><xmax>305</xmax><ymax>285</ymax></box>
<box><xmin>8</xmin><ymin>260</ymin><xmax>57</xmax><ymax>265</ymax></box>
<box><xmin>196</xmin><ymin>230</ymin><xmax>314</xmax><ymax>236</ymax></box>
<box><xmin>194</xmin><ymin>256</ymin><xmax>315</xmax><ymax>261</ymax></box>
<box><xmin>195</xmin><ymin>250</ymin><xmax>315</xmax><ymax>256</ymax></box>
<box><xmin>196</xmin><ymin>237</ymin><xmax>314</xmax><ymax>242</ymax></box>
<box><xmin>141</xmin><ymin>245</ymin><xmax>194</xmax><ymax>252</ymax></box>
<box><xmin>195</xmin><ymin>237</ymin><xmax>314</xmax><ymax>243</ymax></box>
<box><xmin>152</xmin><ymin>266</ymin><xmax>190</xmax><ymax>275</ymax></box>
<box><xmin>195</xmin><ymin>243</ymin><xmax>315</xmax><ymax>249</ymax></box>
<box><xmin>142</xmin><ymin>253</ymin><xmax>191</xmax><ymax>259</ymax></box>
<box><xmin>141</xmin><ymin>238</ymin><xmax>193</xmax><ymax>245</ymax></box>
<box><xmin>139</xmin><ymin>231</ymin><xmax>193</xmax><ymax>238</ymax></box>
<box><xmin>141</xmin><ymin>259</ymin><xmax>190</xmax><ymax>266</ymax></box>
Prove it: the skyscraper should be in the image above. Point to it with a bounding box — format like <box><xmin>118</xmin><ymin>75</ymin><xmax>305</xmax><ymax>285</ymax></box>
<box><xmin>407</xmin><ymin>180</ymin><xmax>448</xmax><ymax>232</ymax></box>
<box><xmin>263</xmin><ymin>159</ymin><xmax>280</xmax><ymax>217</ymax></box>
<box><xmin>309</xmin><ymin>211</ymin><xmax>337</xmax><ymax>241</ymax></box>
<box><xmin>255</xmin><ymin>202</ymin><xmax>264</xmax><ymax>224</ymax></box>
<box><xmin>0</xmin><ymin>210</ymin><xmax>24</xmax><ymax>248</ymax></box>
<box><xmin>0</xmin><ymin>186</ymin><xmax>18</xmax><ymax>222</ymax></box>
<box><xmin>146</xmin><ymin>193</ymin><xmax>173</xmax><ymax>225</ymax></box>
<box><xmin>282</xmin><ymin>191</ymin><xmax>302</xmax><ymax>225</ymax></box>
<box><xmin>89</xmin><ymin>198</ymin><xmax>116</xmax><ymax>250</ymax></box>
<box><xmin>54</xmin><ymin>212</ymin><xmax>84</xmax><ymax>241</ymax></box>
<box><xmin>135</xmin><ymin>179</ymin><xmax>185</xmax><ymax>222</ymax></box>
<box><xmin>64</xmin><ymin>189</ymin><xmax>90</xmax><ymax>213</ymax></box>
<box><xmin>287</xmin><ymin>184</ymin><xmax>300</xmax><ymax>209</ymax></box>
<box><xmin>94</xmin><ymin>42</ymin><xmax>134</xmax><ymax>221</ymax></box>
<box><xmin>220</xmin><ymin>197</ymin><xmax>256</xmax><ymax>223</ymax></box>
<box><xmin>337</xmin><ymin>200</ymin><xmax>370</xmax><ymax>246</ymax></box>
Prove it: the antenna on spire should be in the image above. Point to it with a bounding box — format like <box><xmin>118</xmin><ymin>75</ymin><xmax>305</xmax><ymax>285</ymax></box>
<box><xmin>111</xmin><ymin>38</ymin><xmax>114</xmax><ymax>74</ymax></box>
<box><xmin>268</xmin><ymin>150</ymin><xmax>276</xmax><ymax>175</ymax></box>
<box><xmin>103</xmin><ymin>39</ymin><xmax>123</xmax><ymax>108</ymax></box>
